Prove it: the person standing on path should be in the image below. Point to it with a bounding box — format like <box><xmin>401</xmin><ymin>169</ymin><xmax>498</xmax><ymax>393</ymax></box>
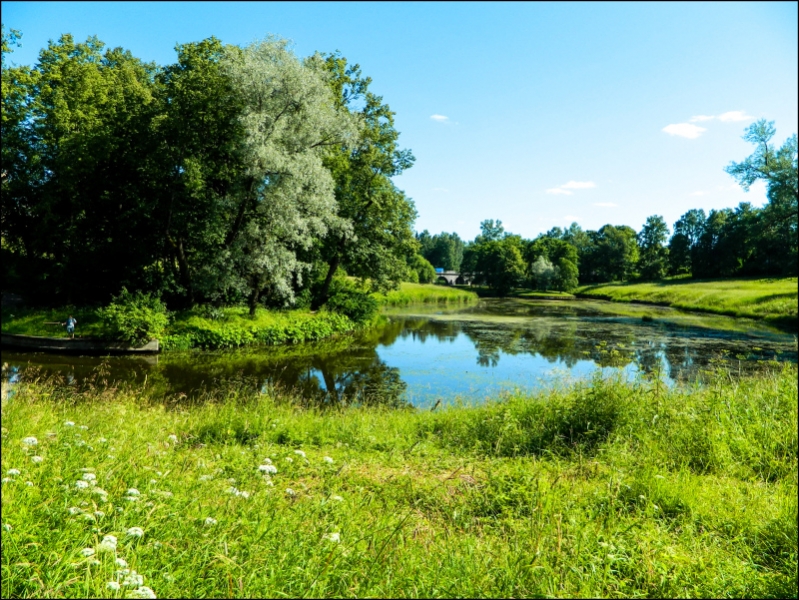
<box><xmin>62</xmin><ymin>315</ymin><xmax>77</xmax><ymax>339</ymax></box>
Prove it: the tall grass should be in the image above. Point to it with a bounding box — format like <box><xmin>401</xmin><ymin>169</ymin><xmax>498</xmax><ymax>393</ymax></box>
<box><xmin>372</xmin><ymin>282</ymin><xmax>478</xmax><ymax>306</ymax></box>
<box><xmin>2</xmin><ymin>364</ymin><xmax>796</xmax><ymax>598</ymax></box>
<box><xmin>577</xmin><ymin>277</ymin><xmax>798</xmax><ymax>329</ymax></box>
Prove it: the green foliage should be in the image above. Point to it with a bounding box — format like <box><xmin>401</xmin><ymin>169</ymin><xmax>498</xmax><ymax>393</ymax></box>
<box><xmin>406</xmin><ymin>253</ymin><xmax>436</xmax><ymax>284</ymax></box>
<box><xmin>98</xmin><ymin>288</ymin><xmax>169</xmax><ymax>345</ymax></box>
<box><xmin>416</xmin><ymin>230</ymin><xmax>464</xmax><ymax>271</ymax></box>
<box><xmin>467</xmin><ymin>236</ymin><xmax>526</xmax><ymax>296</ymax></box>
<box><xmin>2</xmin><ymin>366</ymin><xmax>796</xmax><ymax>598</ymax></box>
<box><xmin>323</xmin><ymin>278</ymin><xmax>378</xmax><ymax>324</ymax></box>
<box><xmin>525</xmin><ymin>236</ymin><xmax>580</xmax><ymax>291</ymax></box>
<box><xmin>638</xmin><ymin>215</ymin><xmax>670</xmax><ymax>280</ymax></box>
<box><xmin>372</xmin><ymin>282</ymin><xmax>478</xmax><ymax>306</ymax></box>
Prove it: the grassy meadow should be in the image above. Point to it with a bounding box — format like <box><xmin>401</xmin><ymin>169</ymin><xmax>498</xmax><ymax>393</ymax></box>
<box><xmin>371</xmin><ymin>282</ymin><xmax>478</xmax><ymax>306</ymax></box>
<box><xmin>2</xmin><ymin>364</ymin><xmax>796</xmax><ymax>598</ymax></box>
<box><xmin>576</xmin><ymin>277</ymin><xmax>798</xmax><ymax>330</ymax></box>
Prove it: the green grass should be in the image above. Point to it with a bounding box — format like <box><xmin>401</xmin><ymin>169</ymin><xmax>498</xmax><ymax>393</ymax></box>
<box><xmin>577</xmin><ymin>277</ymin><xmax>798</xmax><ymax>330</ymax></box>
<box><xmin>372</xmin><ymin>282</ymin><xmax>478</xmax><ymax>306</ymax></box>
<box><xmin>2</xmin><ymin>364</ymin><xmax>796</xmax><ymax>598</ymax></box>
<box><xmin>1</xmin><ymin>306</ymin><xmax>358</xmax><ymax>351</ymax></box>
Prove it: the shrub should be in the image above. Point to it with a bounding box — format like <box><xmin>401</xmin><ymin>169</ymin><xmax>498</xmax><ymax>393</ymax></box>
<box><xmin>324</xmin><ymin>279</ymin><xmax>378</xmax><ymax>324</ymax></box>
<box><xmin>98</xmin><ymin>288</ymin><xmax>169</xmax><ymax>345</ymax></box>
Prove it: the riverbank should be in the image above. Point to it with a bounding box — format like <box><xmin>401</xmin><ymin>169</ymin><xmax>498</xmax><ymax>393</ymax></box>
<box><xmin>2</xmin><ymin>365</ymin><xmax>796</xmax><ymax>598</ymax></box>
<box><xmin>576</xmin><ymin>277</ymin><xmax>798</xmax><ymax>330</ymax></box>
<box><xmin>372</xmin><ymin>282</ymin><xmax>478</xmax><ymax>306</ymax></box>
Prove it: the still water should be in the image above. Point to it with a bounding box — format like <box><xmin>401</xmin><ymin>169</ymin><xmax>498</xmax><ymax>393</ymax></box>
<box><xmin>3</xmin><ymin>299</ymin><xmax>796</xmax><ymax>408</ymax></box>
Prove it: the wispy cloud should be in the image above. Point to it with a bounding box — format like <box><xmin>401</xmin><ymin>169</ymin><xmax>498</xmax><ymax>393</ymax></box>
<box><xmin>593</xmin><ymin>202</ymin><xmax>618</xmax><ymax>207</ymax></box>
<box><xmin>717</xmin><ymin>110</ymin><xmax>753</xmax><ymax>122</ymax></box>
<box><xmin>662</xmin><ymin>123</ymin><xmax>707</xmax><ymax>139</ymax></box>
<box><xmin>430</xmin><ymin>114</ymin><xmax>449</xmax><ymax>122</ymax></box>
<box><xmin>546</xmin><ymin>180</ymin><xmax>596</xmax><ymax>195</ymax></box>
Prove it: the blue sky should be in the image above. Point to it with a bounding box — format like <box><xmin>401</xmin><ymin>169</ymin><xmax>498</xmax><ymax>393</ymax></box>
<box><xmin>3</xmin><ymin>1</ymin><xmax>797</xmax><ymax>240</ymax></box>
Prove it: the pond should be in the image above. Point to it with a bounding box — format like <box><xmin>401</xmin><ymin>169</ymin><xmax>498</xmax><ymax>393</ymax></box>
<box><xmin>2</xmin><ymin>299</ymin><xmax>796</xmax><ymax>408</ymax></box>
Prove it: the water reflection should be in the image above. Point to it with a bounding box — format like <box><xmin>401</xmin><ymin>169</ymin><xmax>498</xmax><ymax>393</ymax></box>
<box><xmin>2</xmin><ymin>299</ymin><xmax>795</xmax><ymax>407</ymax></box>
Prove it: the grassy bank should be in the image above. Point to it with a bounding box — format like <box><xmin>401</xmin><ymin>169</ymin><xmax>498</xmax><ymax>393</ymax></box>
<box><xmin>577</xmin><ymin>277</ymin><xmax>798</xmax><ymax>330</ymax></box>
<box><xmin>372</xmin><ymin>282</ymin><xmax>478</xmax><ymax>306</ymax></box>
<box><xmin>1</xmin><ymin>306</ymin><xmax>358</xmax><ymax>352</ymax></box>
<box><xmin>2</xmin><ymin>365</ymin><xmax>796</xmax><ymax>598</ymax></box>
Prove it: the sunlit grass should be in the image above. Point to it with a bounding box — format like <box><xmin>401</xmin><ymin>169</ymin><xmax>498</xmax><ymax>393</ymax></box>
<box><xmin>577</xmin><ymin>277</ymin><xmax>798</xmax><ymax>329</ymax></box>
<box><xmin>2</xmin><ymin>364</ymin><xmax>796</xmax><ymax>598</ymax></box>
<box><xmin>372</xmin><ymin>282</ymin><xmax>478</xmax><ymax>306</ymax></box>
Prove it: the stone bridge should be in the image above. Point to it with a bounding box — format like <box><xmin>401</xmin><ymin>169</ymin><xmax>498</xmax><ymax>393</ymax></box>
<box><xmin>435</xmin><ymin>270</ymin><xmax>474</xmax><ymax>285</ymax></box>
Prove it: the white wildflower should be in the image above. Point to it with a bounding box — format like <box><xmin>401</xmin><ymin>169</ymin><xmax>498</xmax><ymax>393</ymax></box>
<box><xmin>285</xmin><ymin>488</ymin><xmax>296</xmax><ymax>497</ymax></box>
<box><xmin>79</xmin><ymin>425</ymin><xmax>88</xmax><ymax>430</ymax></box>
<box><xmin>323</xmin><ymin>456</ymin><xmax>334</xmax><ymax>464</ymax></box>
<box><xmin>261</xmin><ymin>457</ymin><xmax>273</xmax><ymax>465</ymax></box>
<box><xmin>65</xmin><ymin>421</ymin><xmax>75</xmax><ymax>426</ymax></box>
<box><xmin>239</xmin><ymin>491</ymin><xmax>250</xmax><ymax>499</ymax></box>
<box><xmin>2</xmin><ymin>477</ymin><xmax>13</xmax><ymax>483</ymax></box>
<box><xmin>149</xmin><ymin>479</ymin><xmax>157</xmax><ymax>485</ymax></box>
<box><xmin>126</xmin><ymin>488</ymin><xmax>141</xmax><ymax>496</ymax></box>
<box><xmin>25</xmin><ymin>481</ymin><xmax>33</xmax><ymax>487</ymax></box>
<box><xmin>324</xmin><ymin>532</ymin><xmax>341</xmax><ymax>543</ymax></box>
<box><xmin>116</xmin><ymin>568</ymin><xmax>131</xmax><ymax>577</ymax></box>
<box><xmin>198</xmin><ymin>474</ymin><xmax>213</xmax><ymax>482</ymax></box>
<box><xmin>68</xmin><ymin>506</ymin><xmax>82</xmax><ymax>515</ymax></box>
<box><xmin>258</xmin><ymin>464</ymin><xmax>277</xmax><ymax>474</ymax></box>
<box><xmin>80</xmin><ymin>547</ymin><xmax>96</xmax><ymax>557</ymax></box>
<box><xmin>22</xmin><ymin>436</ymin><xmax>38</xmax><ymax>446</ymax></box>
<box><xmin>204</xmin><ymin>517</ymin><xmax>218</xmax><ymax>526</ymax></box>
<box><xmin>106</xmin><ymin>581</ymin><xmax>121</xmax><ymax>591</ymax></box>
<box><xmin>264</xmin><ymin>479</ymin><xmax>274</xmax><ymax>487</ymax></box>
<box><xmin>89</xmin><ymin>558</ymin><xmax>101</xmax><ymax>566</ymax></box>
<box><xmin>331</xmin><ymin>495</ymin><xmax>343</xmax><ymax>502</ymax></box>
<box><xmin>94</xmin><ymin>511</ymin><xmax>105</xmax><ymax>518</ymax></box>
<box><xmin>116</xmin><ymin>557</ymin><xmax>128</xmax><ymax>568</ymax></box>
<box><xmin>130</xmin><ymin>586</ymin><xmax>157</xmax><ymax>599</ymax></box>
<box><xmin>75</xmin><ymin>480</ymin><xmax>89</xmax><ymax>489</ymax></box>
<box><xmin>122</xmin><ymin>571</ymin><xmax>144</xmax><ymax>587</ymax></box>
<box><xmin>97</xmin><ymin>535</ymin><xmax>117</xmax><ymax>552</ymax></box>
<box><xmin>82</xmin><ymin>473</ymin><xmax>97</xmax><ymax>481</ymax></box>
<box><xmin>155</xmin><ymin>471</ymin><xmax>163</xmax><ymax>477</ymax></box>
<box><xmin>98</xmin><ymin>437</ymin><xmax>108</xmax><ymax>443</ymax></box>
<box><xmin>227</xmin><ymin>478</ymin><xmax>236</xmax><ymax>484</ymax></box>
<box><xmin>294</xmin><ymin>450</ymin><xmax>306</xmax><ymax>458</ymax></box>
<box><xmin>92</xmin><ymin>487</ymin><xmax>108</xmax><ymax>497</ymax></box>
<box><xmin>284</xmin><ymin>457</ymin><xmax>293</xmax><ymax>463</ymax></box>
<box><xmin>125</xmin><ymin>496</ymin><xmax>139</xmax><ymax>502</ymax></box>
<box><xmin>82</xmin><ymin>513</ymin><xmax>96</xmax><ymax>522</ymax></box>
<box><xmin>168</xmin><ymin>434</ymin><xmax>178</xmax><ymax>443</ymax></box>
<box><xmin>31</xmin><ymin>455</ymin><xmax>44</xmax><ymax>464</ymax></box>
<box><xmin>126</xmin><ymin>527</ymin><xmax>144</xmax><ymax>538</ymax></box>
<box><xmin>7</xmin><ymin>469</ymin><xmax>20</xmax><ymax>476</ymax></box>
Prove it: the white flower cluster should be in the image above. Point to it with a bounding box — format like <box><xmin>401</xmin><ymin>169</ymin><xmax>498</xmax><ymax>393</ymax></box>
<box><xmin>126</xmin><ymin>526</ymin><xmax>144</xmax><ymax>538</ymax></box>
<box><xmin>258</xmin><ymin>463</ymin><xmax>278</xmax><ymax>474</ymax></box>
<box><xmin>225</xmin><ymin>486</ymin><xmax>250</xmax><ymax>499</ymax></box>
<box><xmin>21</xmin><ymin>436</ymin><xmax>38</xmax><ymax>446</ymax></box>
<box><xmin>97</xmin><ymin>534</ymin><xmax>117</xmax><ymax>553</ymax></box>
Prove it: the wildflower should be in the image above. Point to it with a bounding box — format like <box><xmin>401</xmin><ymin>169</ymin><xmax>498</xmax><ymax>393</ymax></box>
<box><xmin>22</xmin><ymin>436</ymin><xmax>38</xmax><ymax>446</ymax></box>
<box><xmin>79</xmin><ymin>425</ymin><xmax>88</xmax><ymax>430</ymax></box>
<box><xmin>116</xmin><ymin>557</ymin><xmax>128</xmax><ymax>568</ymax></box>
<box><xmin>97</xmin><ymin>535</ymin><xmax>117</xmax><ymax>552</ymax></box>
<box><xmin>258</xmin><ymin>464</ymin><xmax>277</xmax><ymax>474</ymax></box>
<box><xmin>7</xmin><ymin>469</ymin><xmax>20</xmax><ymax>476</ymax></box>
<box><xmin>122</xmin><ymin>571</ymin><xmax>144</xmax><ymax>587</ymax></box>
<box><xmin>89</xmin><ymin>558</ymin><xmax>101</xmax><ymax>566</ymax></box>
<box><xmin>264</xmin><ymin>479</ymin><xmax>274</xmax><ymax>487</ymax></box>
<box><xmin>1</xmin><ymin>478</ymin><xmax>12</xmax><ymax>484</ymax></box>
<box><xmin>68</xmin><ymin>506</ymin><xmax>82</xmax><ymax>515</ymax></box>
<box><xmin>2</xmin><ymin>523</ymin><xmax>12</xmax><ymax>532</ymax></box>
<box><xmin>198</xmin><ymin>474</ymin><xmax>212</xmax><ymax>482</ymax></box>
<box><xmin>126</xmin><ymin>527</ymin><xmax>144</xmax><ymax>538</ymax></box>
<box><xmin>130</xmin><ymin>586</ymin><xmax>157</xmax><ymax>599</ymax></box>
<box><xmin>82</xmin><ymin>473</ymin><xmax>97</xmax><ymax>481</ymax></box>
<box><xmin>31</xmin><ymin>455</ymin><xmax>44</xmax><ymax>463</ymax></box>
<box><xmin>323</xmin><ymin>456</ymin><xmax>334</xmax><ymax>464</ymax></box>
<box><xmin>82</xmin><ymin>513</ymin><xmax>96</xmax><ymax>522</ymax></box>
<box><xmin>155</xmin><ymin>471</ymin><xmax>163</xmax><ymax>477</ymax></box>
<box><xmin>331</xmin><ymin>495</ymin><xmax>343</xmax><ymax>502</ymax></box>
<box><xmin>324</xmin><ymin>532</ymin><xmax>341</xmax><ymax>543</ymax></box>
<box><xmin>80</xmin><ymin>547</ymin><xmax>96</xmax><ymax>557</ymax></box>
<box><xmin>168</xmin><ymin>434</ymin><xmax>178</xmax><ymax>443</ymax></box>
<box><xmin>92</xmin><ymin>487</ymin><xmax>108</xmax><ymax>497</ymax></box>
<box><xmin>285</xmin><ymin>488</ymin><xmax>296</xmax><ymax>497</ymax></box>
<box><xmin>98</xmin><ymin>437</ymin><xmax>108</xmax><ymax>443</ymax></box>
<box><xmin>284</xmin><ymin>457</ymin><xmax>293</xmax><ymax>463</ymax></box>
<box><xmin>149</xmin><ymin>479</ymin><xmax>157</xmax><ymax>485</ymax></box>
<box><xmin>126</xmin><ymin>488</ymin><xmax>141</xmax><ymax>496</ymax></box>
<box><xmin>94</xmin><ymin>511</ymin><xmax>105</xmax><ymax>518</ymax></box>
<box><xmin>294</xmin><ymin>449</ymin><xmax>306</xmax><ymax>458</ymax></box>
<box><xmin>125</xmin><ymin>496</ymin><xmax>139</xmax><ymax>502</ymax></box>
<box><xmin>227</xmin><ymin>478</ymin><xmax>236</xmax><ymax>484</ymax></box>
<box><xmin>239</xmin><ymin>491</ymin><xmax>250</xmax><ymax>499</ymax></box>
<box><xmin>106</xmin><ymin>581</ymin><xmax>121</xmax><ymax>591</ymax></box>
<box><xmin>204</xmin><ymin>517</ymin><xmax>218</xmax><ymax>526</ymax></box>
<box><xmin>117</xmin><ymin>568</ymin><xmax>131</xmax><ymax>577</ymax></box>
<box><xmin>25</xmin><ymin>481</ymin><xmax>34</xmax><ymax>487</ymax></box>
<box><xmin>65</xmin><ymin>421</ymin><xmax>75</xmax><ymax>427</ymax></box>
<box><xmin>262</xmin><ymin>457</ymin><xmax>273</xmax><ymax>465</ymax></box>
<box><xmin>75</xmin><ymin>480</ymin><xmax>90</xmax><ymax>489</ymax></box>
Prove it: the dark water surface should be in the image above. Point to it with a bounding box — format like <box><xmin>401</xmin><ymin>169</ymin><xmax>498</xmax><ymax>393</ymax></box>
<box><xmin>3</xmin><ymin>299</ymin><xmax>796</xmax><ymax>407</ymax></box>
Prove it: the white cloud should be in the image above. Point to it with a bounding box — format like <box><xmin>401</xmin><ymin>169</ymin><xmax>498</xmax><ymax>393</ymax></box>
<box><xmin>546</xmin><ymin>180</ymin><xmax>595</xmax><ymax>195</ymax></box>
<box><xmin>689</xmin><ymin>115</ymin><xmax>715</xmax><ymax>122</ymax></box>
<box><xmin>593</xmin><ymin>202</ymin><xmax>618</xmax><ymax>207</ymax></box>
<box><xmin>430</xmin><ymin>114</ymin><xmax>449</xmax><ymax>122</ymax></box>
<box><xmin>717</xmin><ymin>110</ymin><xmax>753</xmax><ymax>122</ymax></box>
<box><xmin>662</xmin><ymin>123</ymin><xmax>707</xmax><ymax>139</ymax></box>
<box><xmin>560</xmin><ymin>180</ymin><xmax>596</xmax><ymax>190</ymax></box>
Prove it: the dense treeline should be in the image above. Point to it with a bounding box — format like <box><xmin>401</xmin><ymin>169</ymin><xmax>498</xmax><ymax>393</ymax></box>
<box><xmin>417</xmin><ymin>121</ymin><xmax>797</xmax><ymax>294</ymax></box>
<box><xmin>1</xmin><ymin>26</ymin><xmax>417</xmax><ymax>312</ymax></box>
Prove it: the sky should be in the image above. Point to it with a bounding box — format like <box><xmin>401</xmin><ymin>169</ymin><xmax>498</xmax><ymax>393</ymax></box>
<box><xmin>3</xmin><ymin>1</ymin><xmax>797</xmax><ymax>241</ymax></box>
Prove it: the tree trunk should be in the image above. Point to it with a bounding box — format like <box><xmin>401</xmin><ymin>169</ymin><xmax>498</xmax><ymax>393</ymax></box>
<box><xmin>248</xmin><ymin>287</ymin><xmax>260</xmax><ymax>317</ymax></box>
<box><xmin>312</xmin><ymin>254</ymin><xmax>340</xmax><ymax>310</ymax></box>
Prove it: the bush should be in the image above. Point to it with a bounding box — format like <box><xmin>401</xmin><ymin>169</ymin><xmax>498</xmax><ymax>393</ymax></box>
<box><xmin>324</xmin><ymin>279</ymin><xmax>378</xmax><ymax>324</ymax></box>
<box><xmin>98</xmin><ymin>288</ymin><xmax>169</xmax><ymax>345</ymax></box>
